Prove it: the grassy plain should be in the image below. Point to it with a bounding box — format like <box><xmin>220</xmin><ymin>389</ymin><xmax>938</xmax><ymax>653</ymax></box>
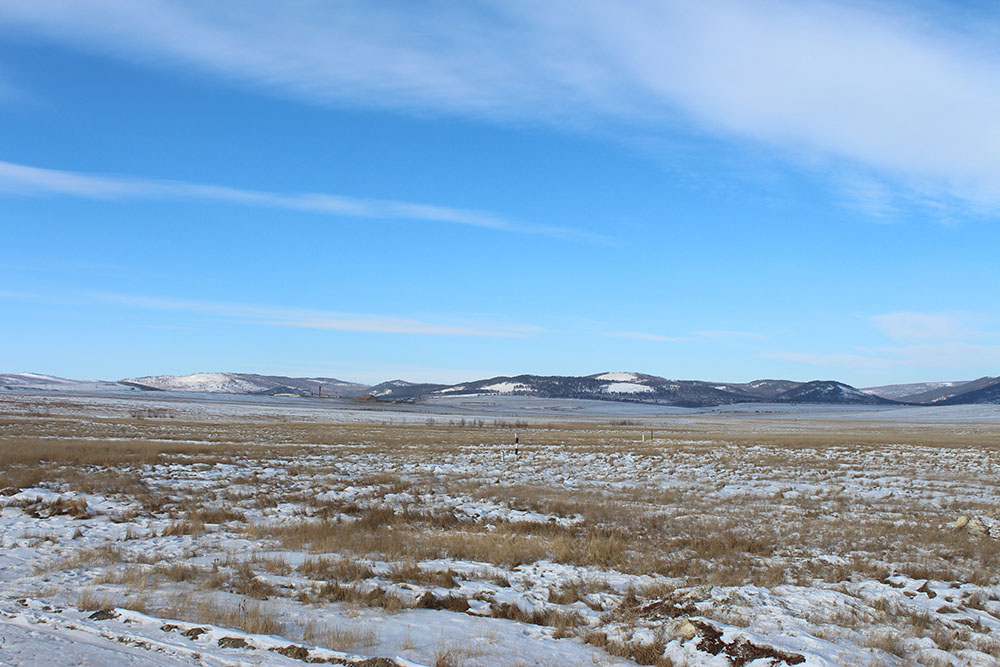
<box><xmin>2</xmin><ymin>394</ymin><xmax>999</xmax><ymax>665</ymax></box>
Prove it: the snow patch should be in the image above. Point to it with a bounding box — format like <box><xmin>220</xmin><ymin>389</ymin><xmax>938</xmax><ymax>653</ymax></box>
<box><xmin>126</xmin><ymin>373</ymin><xmax>264</xmax><ymax>394</ymax></box>
<box><xmin>482</xmin><ymin>382</ymin><xmax>531</xmax><ymax>393</ymax></box>
<box><xmin>595</xmin><ymin>372</ymin><xmax>639</xmax><ymax>382</ymax></box>
<box><xmin>604</xmin><ymin>382</ymin><xmax>654</xmax><ymax>394</ymax></box>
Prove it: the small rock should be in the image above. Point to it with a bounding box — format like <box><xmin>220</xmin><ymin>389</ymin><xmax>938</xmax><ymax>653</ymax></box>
<box><xmin>967</xmin><ymin>517</ymin><xmax>989</xmax><ymax>536</ymax></box>
<box><xmin>88</xmin><ymin>609</ymin><xmax>119</xmax><ymax>621</ymax></box>
<box><xmin>218</xmin><ymin>636</ymin><xmax>250</xmax><ymax>649</ymax></box>
<box><xmin>181</xmin><ymin>626</ymin><xmax>208</xmax><ymax>639</ymax></box>
<box><xmin>160</xmin><ymin>624</ymin><xmax>180</xmax><ymax>632</ymax></box>
<box><xmin>668</xmin><ymin>618</ymin><xmax>699</xmax><ymax>641</ymax></box>
<box><xmin>953</xmin><ymin>515</ymin><xmax>998</xmax><ymax>538</ymax></box>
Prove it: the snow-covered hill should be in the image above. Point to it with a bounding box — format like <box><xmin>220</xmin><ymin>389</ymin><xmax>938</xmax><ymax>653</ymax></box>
<box><xmin>122</xmin><ymin>373</ymin><xmax>370</xmax><ymax>397</ymax></box>
<box><xmin>368</xmin><ymin>380</ymin><xmax>448</xmax><ymax>399</ymax></box>
<box><xmin>777</xmin><ymin>380</ymin><xmax>895</xmax><ymax>405</ymax></box>
<box><xmin>11</xmin><ymin>369</ymin><xmax>985</xmax><ymax>407</ymax></box>
<box><xmin>861</xmin><ymin>381</ymin><xmax>967</xmax><ymax>401</ymax></box>
<box><xmin>0</xmin><ymin>373</ymin><xmax>134</xmax><ymax>393</ymax></box>
<box><xmin>898</xmin><ymin>376</ymin><xmax>1000</xmax><ymax>405</ymax></box>
<box><xmin>933</xmin><ymin>377</ymin><xmax>1000</xmax><ymax>405</ymax></box>
<box><xmin>420</xmin><ymin>372</ymin><xmax>887</xmax><ymax>407</ymax></box>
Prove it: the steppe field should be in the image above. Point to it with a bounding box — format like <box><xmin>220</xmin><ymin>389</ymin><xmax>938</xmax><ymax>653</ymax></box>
<box><xmin>2</xmin><ymin>392</ymin><xmax>1000</xmax><ymax>666</ymax></box>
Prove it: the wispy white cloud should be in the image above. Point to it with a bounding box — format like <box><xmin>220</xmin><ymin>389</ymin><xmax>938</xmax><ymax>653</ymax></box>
<box><xmin>0</xmin><ymin>72</ymin><xmax>24</xmax><ymax>102</ymax></box>
<box><xmin>832</xmin><ymin>173</ymin><xmax>906</xmax><ymax>220</ymax></box>
<box><xmin>871</xmin><ymin>311</ymin><xmax>989</xmax><ymax>341</ymax></box>
<box><xmin>606</xmin><ymin>329</ymin><xmax>766</xmax><ymax>342</ymax></box>
<box><xmin>762</xmin><ymin>350</ymin><xmax>900</xmax><ymax>371</ymax></box>
<box><xmin>84</xmin><ymin>291</ymin><xmax>542</xmax><ymax>338</ymax></box>
<box><xmin>767</xmin><ymin>310</ymin><xmax>999</xmax><ymax>373</ymax></box>
<box><xmin>605</xmin><ymin>331</ymin><xmax>691</xmax><ymax>343</ymax></box>
<box><xmin>136</xmin><ymin>324</ymin><xmax>198</xmax><ymax>331</ymax></box>
<box><xmin>765</xmin><ymin>342</ymin><xmax>1000</xmax><ymax>373</ymax></box>
<box><xmin>0</xmin><ymin>159</ymin><xmax>600</xmax><ymax>241</ymax></box>
<box><xmin>874</xmin><ymin>342</ymin><xmax>1000</xmax><ymax>369</ymax></box>
<box><xmin>282</xmin><ymin>360</ymin><xmax>505</xmax><ymax>386</ymax></box>
<box><xmin>267</xmin><ymin>319</ymin><xmax>530</xmax><ymax>338</ymax></box>
<box><xmin>694</xmin><ymin>330</ymin><xmax>768</xmax><ymax>341</ymax></box>
<box><xmin>4</xmin><ymin>1</ymin><xmax>1000</xmax><ymax>211</ymax></box>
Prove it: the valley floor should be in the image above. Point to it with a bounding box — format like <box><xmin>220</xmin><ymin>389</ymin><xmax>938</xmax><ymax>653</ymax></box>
<box><xmin>1</xmin><ymin>392</ymin><xmax>999</xmax><ymax>665</ymax></box>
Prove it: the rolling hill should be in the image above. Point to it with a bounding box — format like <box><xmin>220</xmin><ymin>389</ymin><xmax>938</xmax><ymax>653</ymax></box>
<box><xmin>897</xmin><ymin>376</ymin><xmax>1000</xmax><ymax>404</ymax></box>
<box><xmin>122</xmin><ymin>373</ymin><xmax>371</xmax><ymax>397</ymax></box>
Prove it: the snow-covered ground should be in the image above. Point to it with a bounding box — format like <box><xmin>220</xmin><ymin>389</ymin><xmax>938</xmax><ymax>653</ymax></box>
<box><xmin>2</xmin><ymin>392</ymin><xmax>1000</xmax><ymax>665</ymax></box>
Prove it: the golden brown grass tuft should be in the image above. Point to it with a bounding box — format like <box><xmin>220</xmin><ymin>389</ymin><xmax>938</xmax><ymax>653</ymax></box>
<box><xmin>303</xmin><ymin>620</ymin><xmax>378</xmax><ymax>652</ymax></box>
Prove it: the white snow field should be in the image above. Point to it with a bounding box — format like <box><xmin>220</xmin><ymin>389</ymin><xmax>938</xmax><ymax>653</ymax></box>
<box><xmin>1</xmin><ymin>391</ymin><xmax>1000</xmax><ymax>665</ymax></box>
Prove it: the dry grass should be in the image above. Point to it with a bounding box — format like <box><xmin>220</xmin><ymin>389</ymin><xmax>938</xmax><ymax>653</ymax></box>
<box><xmin>312</xmin><ymin>581</ymin><xmax>406</xmax><ymax>612</ymax></box>
<box><xmin>303</xmin><ymin>620</ymin><xmax>378</xmax><ymax>652</ymax></box>
<box><xmin>13</xmin><ymin>495</ymin><xmax>90</xmax><ymax>519</ymax></box>
<box><xmin>385</xmin><ymin>562</ymin><xmax>459</xmax><ymax>589</ymax></box>
<box><xmin>298</xmin><ymin>556</ymin><xmax>375</xmax><ymax>581</ymax></box>
<box><xmin>160</xmin><ymin>519</ymin><xmax>206</xmax><ymax>536</ymax></box>
<box><xmin>45</xmin><ymin>544</ymin><xmax>123</xmax><ymax>572</ymax></box>
<box><xmin>186</xmin><ymin>507</ymin><xmax>246</xmax><ymax>524</ymax></box>
<box><xmin>77</xmin><ymin>589</ymin><xmax>117</xmax><ymax>611</ymax></box>
<box><xmin>6</xmin><ymin>398</ymin><xmax>1000</xmax><ymax>664</ymax></box>
<box><xmin>160</xmin><ymin>595</ymin><xmax>285</xmax><ymax>636</ymax></box>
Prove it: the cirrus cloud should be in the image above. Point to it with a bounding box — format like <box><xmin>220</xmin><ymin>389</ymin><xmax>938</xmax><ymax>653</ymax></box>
<box><xmin>0</xmin><ymin>159</ymin><xmax>600</xmax><ymax>241</ymax></box>
<box><xmin>871</xmin><ymin>311</ymin><xmax>990</xmax><ymax>341</ymax></box>
<box><xmin>3</xmin><ymin>1</ymin><xmax>1000</xmax><ymax>211</ymax></box>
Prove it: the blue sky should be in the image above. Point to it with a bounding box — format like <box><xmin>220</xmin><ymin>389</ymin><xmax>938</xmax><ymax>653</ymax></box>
<box><xmin>1</xmin><ymin>0</ymin><xmax>999</xmax><ymax>386</ymax></box>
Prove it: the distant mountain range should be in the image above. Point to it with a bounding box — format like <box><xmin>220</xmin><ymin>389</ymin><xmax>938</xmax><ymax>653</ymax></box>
<box><xmin>0</xmin><ymin>370</ymin><xmax>988</xmax><ymax>407</ymax></box>
<box><xmin>3</xmin><ymin>371</ymin><xmax>998</xmax><ymax>407</ymax></box>
<box><xmin>419</xmin><ymin>373</ymin><xmax>896</xmax><ymax>407</ymax></box>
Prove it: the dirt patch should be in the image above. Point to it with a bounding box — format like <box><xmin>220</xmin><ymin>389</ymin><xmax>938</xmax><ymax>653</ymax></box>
<box><xmin>218</xmin><ymin>636</ymin><xmax>251</xmax><ymax>649</ymax></box>
<box><xmin>692</xmin><ymin>620</ymin><xmax>805</xmax><ymax>666</ymax></box>
<box><xmin>413</xmin><ymin>592</ymin><xmax>470</xmax><ymax>612</ymax></box>
<box><xmin>638</xmin><ymin>597</ymin><xmax>697</xmax><ymax>620</ymax></box>
<box><xmin>271</xmin><ymin>644</ymin><xmax>311</xmax><ymax>660</ymax></box>
<box><xmin>315</xmin><ymin>658</ymin><xmax>398</xmax><ymax>666</ymax></box>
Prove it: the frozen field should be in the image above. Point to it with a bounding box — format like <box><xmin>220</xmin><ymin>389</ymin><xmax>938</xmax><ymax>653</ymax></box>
<box><xmin>2</xmin><ymin>391</ymin><xmax>1000</xmax><ymax>665</ymax></box>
